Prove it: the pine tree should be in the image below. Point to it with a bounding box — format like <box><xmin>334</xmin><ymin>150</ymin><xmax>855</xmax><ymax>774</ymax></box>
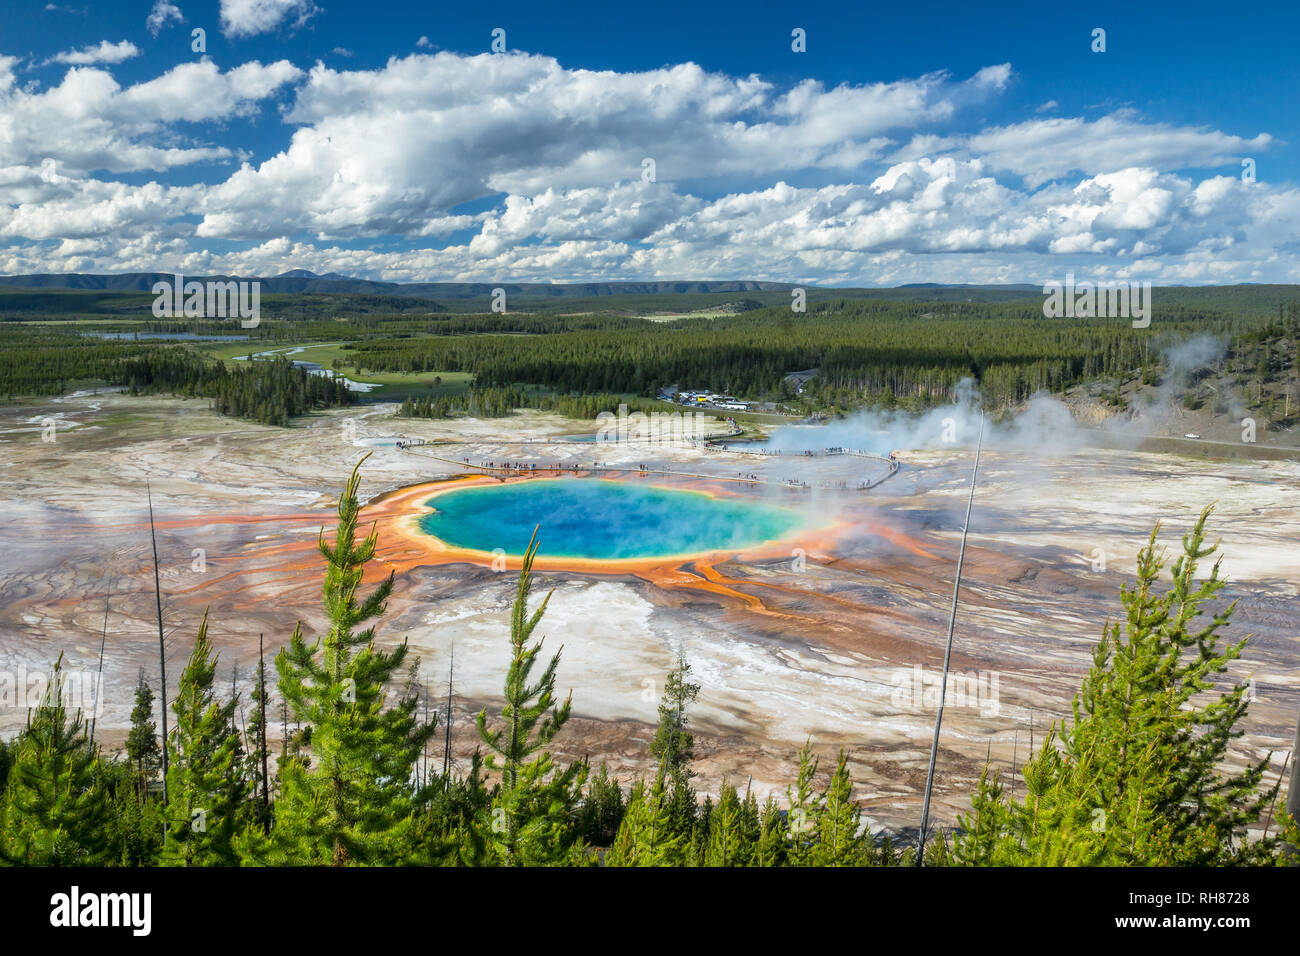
<box><xmin>740</xmin><ymin>785</ymin><xmax>761</xmax><ymax>855</ymax></box>
<box><xmin>650</xmin><ymin>652</ymin><xmax>701</xmax><ymax>844</ymax></box>
<box><xmin>269</xmin><ymin>455</ymin><xmax>437</xmax><ymax>865</ymax></box>
<box><xmin>276</xmin><ymin>696</ymin><xmax>306</xmax><ymax>773</ymax></box>
<box><xmin>784</xmin><ymin>741</ymin><xmax>822</xmax><ymax>866</ymax></box>
<box><xmin>414</xmin><ymin>748</ymin><xmax>493</xmax><ymax>866</ymax></box>
<box><xmin>160</xmin><ymin>611</ymin><xmax>247</xmax><ymax>866</ymax></box>
<box><xmin>704</xmin><ymin>782</ymin><xmax>754</xmax><ymax>866</ymax></box>
<box><xmin>125</xmin><ymin>668</ymin><xmax>160</xmax><ymax>801</ymax></box>
<box><xmin>101</xmin><ymin>760</ymin><xmax>164</xmax><ymax>866</ymax></box>
<box><xmin>754</xmin><ymin>795</ymin><xmax>789</xmax><ymax>867</ymax></box>
<box><xmin>245</xmin><ymin>634</ymin><xmax>272</xmax><ymax>834</ymax></box>
<box><xmin>809</xmin><ymin>750</ymin><xmax>869</xmax><ymax>866</ymax></box>
<box><xmin>0</xmin><ymin>655</ymin><xmax>110</xmax><ymax>865</ymax></box>
<box><xmin>650</xmin><ymin>651</ymin><xmax>700</xmax><ymax>778</ymax></box>
<box><xmin>577</xmin><ymin>761</ymin><xmax>625</xmax><ymax>846</ymax></box>
<box><xmin>475</xmin><ymin>527</ymin><xmax>586</xmax><ymax>865</ymax></box>
<box><xmin>664</xmin><ymin>773</ymin><xmax>698</xmax><ymax>846</ymax></box>
<box><xmin>605</xmin><ymin>773</ymin><xmax>684</xmax><ymax>866</ymax></box>
<box><xmin>690</xmin><ymin>794</ymin><xmax>713</xmax><ymax>865</ymax></box>
<box><xmin>954</xmin><ymin>507</ymin><xmax>1283</xmax><ymax>865</ymax></box>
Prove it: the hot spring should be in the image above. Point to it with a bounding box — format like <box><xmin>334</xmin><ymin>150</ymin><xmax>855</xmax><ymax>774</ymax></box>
<box><xmin>417</xmin><ymin>478</ymin><xmax>809</xmax><ymax>561</ymax></box>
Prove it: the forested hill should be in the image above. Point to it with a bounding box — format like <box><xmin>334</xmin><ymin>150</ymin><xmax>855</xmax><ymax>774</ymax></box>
<box><xmin>0</xmin><ymin>273</ymin><xmax>797</xmax><ymax>297</ymax></box>
<box><xmin>9</xmin><ymin>272</ymin><xmax>1290</xmax><ymax>302</ymax></box>
<box><xmin>346</xmin><ymin>297</ymin><xmax>1300</xmax><ymax>412</ymax></box>
<box><xmin>5</xmin><ymin>274</ymin><xmax>1296</xmax><ymax>318</ymax></box>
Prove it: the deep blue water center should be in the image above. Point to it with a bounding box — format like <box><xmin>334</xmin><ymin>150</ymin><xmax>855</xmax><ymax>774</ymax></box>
<box><xmin>418</xmin><ymin>478</ymin><xmax>806</xmax><ymax>560</ymax></box>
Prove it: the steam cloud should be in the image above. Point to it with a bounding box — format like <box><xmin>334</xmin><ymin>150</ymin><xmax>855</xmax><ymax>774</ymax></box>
<box><xmin>764</xmin><ymin>379</ymin><xmax>1091</xmax><ymax>455</ymax></box>
<box><xmin>763</xmin><ymin>334</ymin><xmax>1232</xmax><ymax>455</ymax></box>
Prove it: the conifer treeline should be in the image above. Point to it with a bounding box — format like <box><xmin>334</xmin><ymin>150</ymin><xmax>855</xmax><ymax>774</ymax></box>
<box><xmin>351</xmin><ymin>300</ymin><xmax>1299</xmax><ymax>411</ymax></box>
<box><xmin>0</xmin><ymin>329</ymin><xmax>156</xmax><ymax>397</ymax></box>
<box><xmin>7</xmin><ymin>300</ymin><xmax>1296</xmax><ymax>424</ymax></box>
<box><xmin>121</xmin><ymin>352</ymin><xmax>354</xmax><ymax>426</ymax></box>
<box><xmin>0</xmin><ymin>467</ymin><xmax>1295</xmax><ymax>866</ymax></box>
<box><xmin>0</xmin><ymin>328</ymin><xmax>355</xmax><ymax>426</ymax></box>
<box><xmin>397</xmin><ymin>389</ymin><xmax>673</xmax><ymax>420</ymax></box>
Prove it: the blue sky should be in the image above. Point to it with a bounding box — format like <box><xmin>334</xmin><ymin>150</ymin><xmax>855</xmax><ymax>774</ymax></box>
<box><xmin>1</xmin><ymin>0</ymin><xmax>1296</xmax><ymax>284</ymax></box>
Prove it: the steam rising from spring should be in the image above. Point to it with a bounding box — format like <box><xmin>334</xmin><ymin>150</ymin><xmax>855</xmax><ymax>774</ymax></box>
<box><xmin>766</xmin><ymin>379</ymin><xmax>1090</xmax><ymax>454</ymax></box>
<box><xmin>765</xmin><ymin>334</ymin><xmax>1230</xmax><ymax>455</ymax></box>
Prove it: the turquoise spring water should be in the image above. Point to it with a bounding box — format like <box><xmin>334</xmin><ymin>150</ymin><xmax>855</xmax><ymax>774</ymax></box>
<box><xmin>417</xmin><ymin>478</ymin><xmax>807</xmax><ymax>560</ymax></box>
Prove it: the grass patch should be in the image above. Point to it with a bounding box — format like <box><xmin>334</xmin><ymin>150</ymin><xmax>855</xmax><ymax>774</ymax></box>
<box><xmin>199</xmin><ymin>340</ymin><xmax>475</xmax><ymax>400</ymax></box>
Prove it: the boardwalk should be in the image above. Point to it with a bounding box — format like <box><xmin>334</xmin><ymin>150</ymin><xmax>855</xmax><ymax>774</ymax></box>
<box><xmin>395</xmin><ymin>439</ymin><xmax>900</xmax><ymax>492</ymax></box>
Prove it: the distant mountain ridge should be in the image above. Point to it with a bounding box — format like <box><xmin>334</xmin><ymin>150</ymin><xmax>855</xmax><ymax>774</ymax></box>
<box><xmin>0</xmin><ymin>272</ymin><xmax>801</xmax><ymax>298</ymax></box>
<box><xmin>896</xmin><ymin>282</ymin><xmax>1040</xmax><ymax>291</ymax></box>
<box><xmin>276</xmin><ymin>269</ymin><xmax>357</xmax><ymax>281</ymax></box>
<box><xmin>1</xmin><ymin>275</ymin><xmax>1293</xmax><ymax>315</ymax></box>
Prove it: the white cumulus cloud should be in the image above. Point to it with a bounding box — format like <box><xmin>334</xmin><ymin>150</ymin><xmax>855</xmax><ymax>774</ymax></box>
<box><xmin>147</xmin><ymin>1</ymin><xmax>185</xmax><ymax>36</ymax></box>
<box><xmin>0</xmin><ymin>47</ymin><xmax>1294</xmax><ymax>285</ymax></box>
<box><xmin>220</xmin><ymin>0</ymin><xmax>319</xmax><ymax>38</ymax></box>
<box><xmin>46</xmin><ymin>40</ymin><xmax>140</xmax><ymax>65</ymax></box>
